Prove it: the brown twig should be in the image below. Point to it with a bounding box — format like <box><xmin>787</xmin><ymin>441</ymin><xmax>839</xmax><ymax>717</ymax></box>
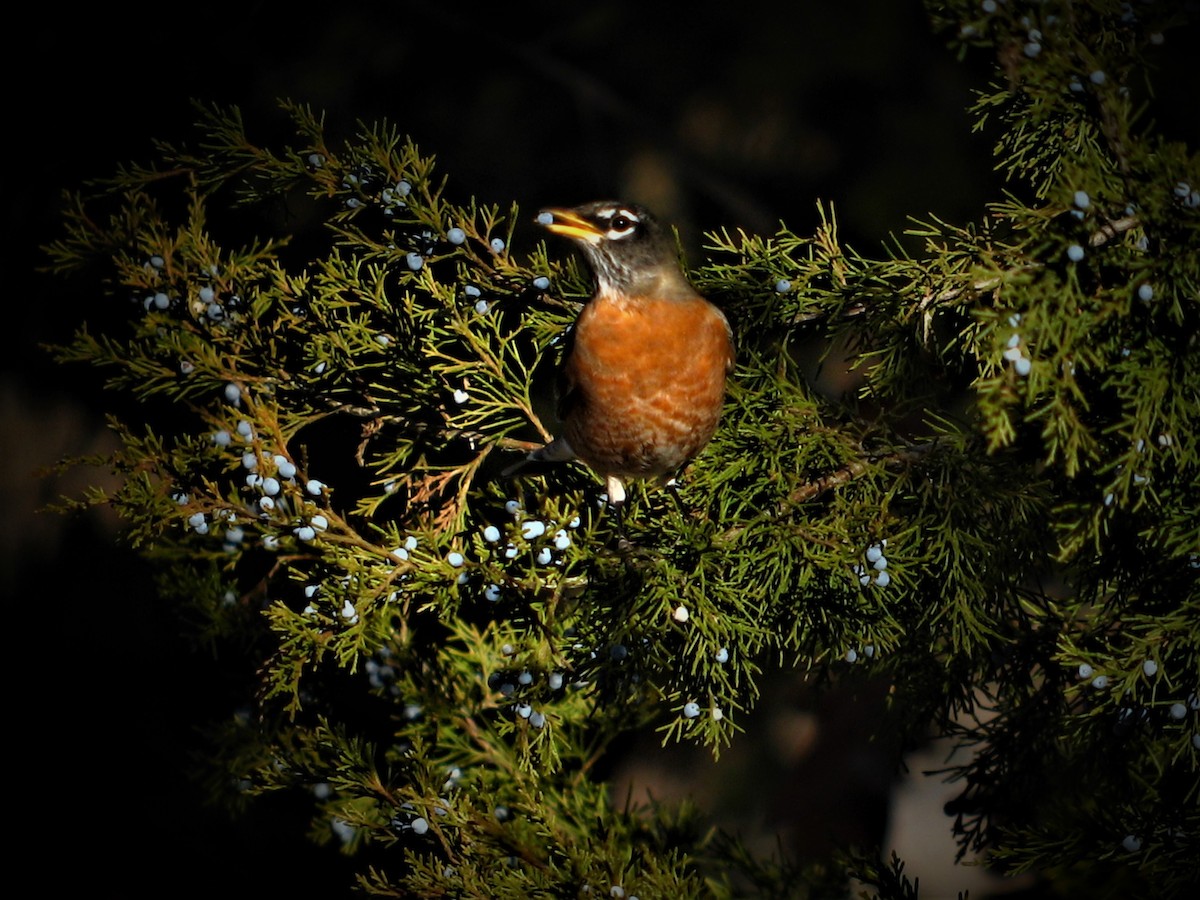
<box><xmin>721</xmin><ymin>442</ymin><xmax>937</xmax><ymax>543</ymax></box>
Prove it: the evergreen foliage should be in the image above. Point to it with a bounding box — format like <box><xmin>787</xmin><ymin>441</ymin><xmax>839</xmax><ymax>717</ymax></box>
<box><xmin>44</xmin><ymin>1</ymin><xmax>1197</xmax><ymax>896</ymax></box>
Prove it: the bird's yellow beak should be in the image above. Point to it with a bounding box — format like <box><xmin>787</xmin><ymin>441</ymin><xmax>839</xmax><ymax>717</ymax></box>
<box><xmin>536</xmin><ymin>208</ymin><xmax>603</xmax><ymax>243</ymax></box>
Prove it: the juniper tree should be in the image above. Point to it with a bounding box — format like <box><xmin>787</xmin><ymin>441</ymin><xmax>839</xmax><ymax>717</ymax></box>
<box><xmin>43</xmin><ymin>1</ymin><xmax>1197</xmax><ymax>896</ymax></box>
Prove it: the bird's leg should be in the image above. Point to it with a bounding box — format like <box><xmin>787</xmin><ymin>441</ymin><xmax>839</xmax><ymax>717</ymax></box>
<box><xmin>612</xmin><ymin>503</ymin><xmax>633</xmax><ymax>554</ymax></box>
<box><xmin>662</xmin><ymin>475</ymin><xmax>690</xmax><ymax>518</ymax></box>
<box><xmin>605</xmin><ymin>475</ymin><xmax>634</xmax><ymax>553</ymax></box>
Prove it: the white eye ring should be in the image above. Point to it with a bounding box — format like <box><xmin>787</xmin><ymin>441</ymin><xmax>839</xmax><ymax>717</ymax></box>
<box><xmin>602</xmin><ymin>208</ymin><xmax>640</xmax><ymax>240</ymax></box>
<box><xmin>595</xmin><ymin>207</ymin><xmax>643</xmax><ymax>240</ymax></box>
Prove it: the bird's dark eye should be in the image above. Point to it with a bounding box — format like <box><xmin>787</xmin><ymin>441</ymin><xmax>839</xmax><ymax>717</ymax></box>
<box><xmin>604</xmin><ymin>210</ymin><xmax>640</xmax><ymax>239</ymax></box>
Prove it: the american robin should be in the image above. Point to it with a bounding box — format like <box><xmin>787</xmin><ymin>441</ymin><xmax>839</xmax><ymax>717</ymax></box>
<box><xmin>507</xmin><ymin>200</ymin><xmax>735</xmax><ymax>511</ymax></box>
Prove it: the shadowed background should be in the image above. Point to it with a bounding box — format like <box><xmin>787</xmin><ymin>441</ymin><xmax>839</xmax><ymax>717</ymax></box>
<box><xmin>6</xmin><ymin>2</ymin><xmax>1196</xmax><ymax>895</ymax></box>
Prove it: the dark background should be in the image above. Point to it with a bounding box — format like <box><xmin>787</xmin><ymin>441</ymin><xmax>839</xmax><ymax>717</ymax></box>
<box><xmin>6</xmin><ymin>2</ymin><xmax>1196</xmax><ymax>895</ymax></box>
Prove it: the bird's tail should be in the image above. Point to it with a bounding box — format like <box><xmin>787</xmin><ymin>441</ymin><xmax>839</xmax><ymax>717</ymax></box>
<box><xmin>501</xmin><ymin>436</ymin><xmax>576</xmax><ymax>478</ymax></box>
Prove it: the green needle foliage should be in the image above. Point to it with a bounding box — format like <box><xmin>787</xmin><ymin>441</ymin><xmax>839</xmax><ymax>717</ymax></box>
<box><xmin>44</xmin><ymin>2</ymin><xmax>1197</xmax><ymax>896</ymax></box>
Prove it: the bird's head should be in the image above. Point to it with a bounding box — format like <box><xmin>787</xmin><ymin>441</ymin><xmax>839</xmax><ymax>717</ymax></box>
<box><xmin>535</xmin><ymin>201</ymin><xmax>686</xmax><ymax>298</ymax></box>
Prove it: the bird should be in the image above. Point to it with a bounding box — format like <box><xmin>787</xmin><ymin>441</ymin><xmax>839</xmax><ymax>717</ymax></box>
<box><xmin>505</xmin><ymin>200</ymin><xmax>735</xmax><ymax>516</ymax></box>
